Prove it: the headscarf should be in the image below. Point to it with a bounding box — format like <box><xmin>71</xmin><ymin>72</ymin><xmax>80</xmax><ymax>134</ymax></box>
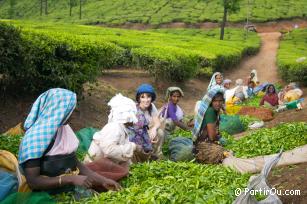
<box><xmin>235</xmin><ymin>79</ymin><xmax>244</xmax><ymax>86</ymax></box>
<box><xmin>288</xmin><ymin>82</ymin><xmax>297</xmax><ymax>89</ymax></box>
<box><xmin>207</xmin><ymin>72</ymin><xmax>224</xmax><ymax>91</ymax></box>
<box><xmin>165</xmin><ymin>87</ymin><xmax>184</xmax><ymax>101</ymax></box>
<box><xmin>136</xmin><ymin>84</ymin><xmax>156</xmax><ymax>102</ymax></box>
<box><xmin>223</xmin><ymin>79</ymin><xmax>232</xmax><ymax>84</ymax></box>
<box><xmin>193</xmin><ymin>87</ymin><xmax>224</xmax><ymax>141</ymax></box>
<box><xmin>19</xmin><ymin>88</ymin><xmax>77</xmax><ymax>164</ymax></box>
<box><xmin>250</xmin><ymin>69</ymin><xmax>258</xmax><ymax>84</ymax></box>
<box><xmin>108</xmin><ymin>93</ymin><xmax>138</xmax><ymax>124</ymax></box>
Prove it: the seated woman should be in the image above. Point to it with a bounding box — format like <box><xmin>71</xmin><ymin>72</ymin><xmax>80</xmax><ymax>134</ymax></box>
<box><xmin>193</xmin><ymin>87</ymin><xmax>226</xmax><ymax>164</ymax></box>
<box><xmin>233</xmin><ymin>79</ymin><xmax>249</xmax><ymax>103</ymax></box>
<box><xmin>161</xmin><ymin>87</ymin><xmax>191</xmax><ymax>135</ymax></box>
<box><xmin>223</xmin><ymin>79</ymin><xmax>232</xmax><ymax>90</ymax></box>
<box><xmin>129</xmin><ymin>84</ymin><xmax>162</xmax><ymax>161</ymax></box>
<box><xmin>247</xmin><ymin>81</ymin><xmax>255</xmax><ymax>97</ymax></box>
<box><xmin>86</xmin><ymin>94</ymin><xmax>142</xmax><ymax>165</ymax></box>
<box><xmin>260</xmin><ymin>84</ymin><xmax>279</xmax><ymax>108</ymax></box>
<box><xmin>18</xmin><ymin>88</ymin><xmax>120</xmax><ymax>194</ymax></box>
<box><xmin>278</xmin><ymin>82</ymin><xmax>303</xmax><ymax>104</ymax></box>
<box><xmin>207</xmin><ymin>72</ymin><xmax>224</xmax><ymax>91</ymax></box>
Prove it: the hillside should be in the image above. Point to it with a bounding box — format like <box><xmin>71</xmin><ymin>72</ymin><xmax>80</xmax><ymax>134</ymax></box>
<box><xmin>0</xmin><ymin>0</ymin><xmax>306</xmax><ymax>25</ymax></box>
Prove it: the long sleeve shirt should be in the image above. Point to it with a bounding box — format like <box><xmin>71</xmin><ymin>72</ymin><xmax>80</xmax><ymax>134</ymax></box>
<box><xmin>260</xmin><ymin>94</ymin><xmax>279</xmax><ymax>106</ymax></box>
<box><xmin>87</xmin><ymin>122</ymin><xmax>136</xmax><ymax>163</ymax></box>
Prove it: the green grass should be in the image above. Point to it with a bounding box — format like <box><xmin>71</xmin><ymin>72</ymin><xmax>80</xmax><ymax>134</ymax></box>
<box><xmin>277</xmin><ymin>29</ymin><xmax>307</xmax><ymax>85</ymax></box>
<box><xmin>56</xmin><ymin>161</ymin><xmax>251</xmax><ymax>203</ymax></box>
<box><xmin>5</xmin><ymin>20</ymin><xmax>260</xmax><ymax>81</ymax></box>
<box><xmin>2</xmin><ymin>122</ymin><xmax>306</xmax><ymax>203</ymax></box>
<box><xmin>224</xmin><ymin>122</ymin><xmax>307</xmax><ymax>158</ymax></box>
<box><xmin>0</xmin><ymin>0</ymin><xmax>306</xmax><ymax>25</ymax></box>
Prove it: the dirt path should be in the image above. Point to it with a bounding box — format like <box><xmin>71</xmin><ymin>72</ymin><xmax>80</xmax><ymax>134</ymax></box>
<box><xmin>224</xmin><ymin>32</ymin><xmax>282</xmax><ymax>84</ymax></box>
<box><xmin>103</xmin><ymin>18</ymin><xmax>307</xmax><ymax>32</ymax></box>
<box><xmin>0</xmin><ymin>21</ymin><xmax>306</xmax><ymax>204</ymax></box>
<box><xmin>1</xmin><ymin>31</ymin><xmax>306</xmax><ymax>132</ymax></box>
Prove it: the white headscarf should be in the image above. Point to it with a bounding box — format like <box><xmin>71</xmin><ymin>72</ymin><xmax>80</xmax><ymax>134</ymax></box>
<box><xmin>250</xmin><ymin>69</ymin><xmax>258</xmax><ymax>84</ymax></box>
<box><xmin>207</xmin><ymin>72</ymin><xmax>224</xmax><ymax>91</ymax></box>
<box><xmin>108</xmin><ymin>94</ymin><xmax>138</xmax><ymax>124</ymax></box>
<box><xmin>235</xmin><ymin>79</ymin><xmax>244</xmax><ymax>86</ymax></box>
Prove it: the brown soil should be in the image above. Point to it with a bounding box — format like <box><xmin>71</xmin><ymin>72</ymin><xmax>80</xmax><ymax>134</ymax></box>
<box><xmin>268</xmin><ymin>163</ymin><xmax>307</xmax><ymax>204</ymax></box>
<box><xmin>104</xmin><ymin>18</ymin><xmax>307</xmax><ymax>33</ymax></box>
<box><xmin>0</xmin><ymin>21</ymin><xmax>306</xmax><ymax>203</ymax></box>
<box><xmin>224</xmin><ymin>32</ymin><xmax>282</xmax><ymax>84</ymax></box>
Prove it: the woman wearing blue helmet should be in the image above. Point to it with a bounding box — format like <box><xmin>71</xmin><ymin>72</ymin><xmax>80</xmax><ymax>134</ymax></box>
<box><xmin>130</xmin><ymin>84</ymin><xmax>162</xmax><ymax>162</ymax></box>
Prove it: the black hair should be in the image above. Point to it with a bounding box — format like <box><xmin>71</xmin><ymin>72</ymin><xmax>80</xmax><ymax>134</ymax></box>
<box><xmin>170</xmin><ymin>90</ymin><xmax>182</xmax><ymax>97</ymax></box>
<box><xmin>212</xmin><ymin>92</ymin><xmax>225</xmax><ymax>101</ymax></box>
<box><xmin>267</xmin><ymin>85</ymin><xmax>276</xmax><ymax>93</ymax></box>
<box><xmin>136</xmin><ymin>93</ymin><xmax>153</xmax><ymax>116</ymax></box>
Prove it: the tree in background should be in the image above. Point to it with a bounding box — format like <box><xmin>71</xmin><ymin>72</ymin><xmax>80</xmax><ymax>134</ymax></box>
<box><xmin>220</xmin><ymin>0</ymin><xmax>240</xmax><ymax>40</ymax></box>
<box><xmin>40</xmin><ymin>0</ymin><xmax>43</xmax><ymax>16</ymax></box>
<box><xmin>39</xmin><ymin>0</ymin><xmax>48</xmax><ymax>16</ymax></box>
<box><xmin>69</xmin><ymin>0</ymin><xmax>77</xmax><ymax>16</ymax></box>
<box><xmin>45</xmin><ymin>0</ymin><xmax>48</xmax><ymax>15</ymax></box>
<box><xmin>9</xmin><ymin>0</ymin><xmax>16</xmax><ymax>19</ymax></box>
<box><xmin>79</xmin><ymin>0</ymin><xmax>82</xmax><ymax>19</ymax></box>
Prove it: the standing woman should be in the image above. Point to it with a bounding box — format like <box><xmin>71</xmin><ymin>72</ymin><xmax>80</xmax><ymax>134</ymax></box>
<box><xmin>246</xmin><ymin>69</ymin><xmax>259</xmax><ymax>88</ymax></box>
<box><xmin>193</xmin><ymin>87</ymin><xmax>226</xmax><ymax>164</ymax></box>
<box><xmin>19</xmin><ymin>88</ymin><xmax>120</xmax><ymax>194</ymax></box>
<box><xmin>130</xmin><ymin>84</ymin><xmax>162</xmax><ymax>161</ymax></box>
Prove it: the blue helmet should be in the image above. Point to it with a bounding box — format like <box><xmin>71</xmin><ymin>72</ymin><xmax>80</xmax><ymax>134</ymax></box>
<box><xmin>136</xmin><ymin>84</ymin><xmax>156</xmax><ymax>102</ymax></box>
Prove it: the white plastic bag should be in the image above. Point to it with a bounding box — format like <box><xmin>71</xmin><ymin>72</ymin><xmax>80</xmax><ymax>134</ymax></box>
<box><xmin>233</xmin><ymin>151</ymin><xmax>283</xmax><ymax>204</ymax></box>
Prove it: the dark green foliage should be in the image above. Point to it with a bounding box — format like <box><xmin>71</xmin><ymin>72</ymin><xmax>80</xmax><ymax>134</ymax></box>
<box><xmin>225</xmin><ymin>122</ymin><xmax>307</xmax><ymax>158</ymax></box>
<box><xmin>59</xmin><ymin>161</ymin><xmax>250</xmax><ymax>203</ymax></box>
<box><xmin>0</xmin><ymin>134</ymin><xmax>23</xmax><ymax>156</ymax></box>
<box><xmin>0</xmin><ymin>22</ymin><xmax>125</xmax><ymax>94</ymax></box>
<box><xmin>278</xmin><ymin>29</ymin><xmax>307</xmax><ymax>85</ymax></box>
<box><xmin>0</xmin><ymin>23</ymin><xmax>26</xmax><ymax>93</ymax></box>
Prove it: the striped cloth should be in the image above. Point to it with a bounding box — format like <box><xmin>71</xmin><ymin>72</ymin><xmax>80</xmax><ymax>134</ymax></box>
<box><xmin>18</xmin><ymin>88</ymin><xmax>77</xmax><ymax>164</ymax></box>
<box><xmin>207</xmin><ymin>72</ymin><xmax>224</xmax><ymax>91</ymax></box>
<box><xmin>193</xmin><ymin>87</ymin><xmax>224</xmax><ymax>141</ymax></box>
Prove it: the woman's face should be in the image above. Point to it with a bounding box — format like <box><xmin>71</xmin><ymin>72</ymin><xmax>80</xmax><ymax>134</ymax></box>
<box><xmin>224</xmin><ymin>83</ymin><xmax>231</xmax><ymax>89</ymax></box>
<box><xmin>215</xmin><ymin>74</ymin><xmax>223</xmax><ymax>85</ymax></box>
<box><xmin>170</xmin><ymin>91</ymin><xmax>181</xmax><ymax>104</ymax></box>
<box><xmin>139</xmin><ymin>93</ymin><xmax>152</xmax><ymax>109</ymax></box>
<box><xmin>212</xmin><ymin>95</ymin><xmax>224</xmax><ymax>111</ymax></box>
<box><xmin>268</xmin><ymin>85</ymin><xmax>275</xmax><ymax>93</ymax></box>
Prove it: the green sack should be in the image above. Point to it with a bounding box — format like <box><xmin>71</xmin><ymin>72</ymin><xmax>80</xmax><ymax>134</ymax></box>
<box><xmin>0</xmin><ymin>192</ymin><xmax>55</xmax><ymax>204</ymax></box>
<box><xmin>220</xmin><ymin>114</ymin><xmax>244</xmax><ymax>135</ymax></box>
<box><xmin>76</xmin><ymin>127</ymin><xmax>99</xmax><ymax>153</ymax></box>
<box><xmin>169</xmin><ymin>137</ymin><xmax>193</xmax><ymax>162</ymax></box>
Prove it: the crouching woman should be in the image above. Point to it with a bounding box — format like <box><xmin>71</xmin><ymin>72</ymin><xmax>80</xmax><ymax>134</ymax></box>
<box><xmin>19</xmin><ymin>88</ymin><xmax>120</xmax><ymax>194</ymax></box>
<box><xmin>193</xmin><ymin>87</ymin><xmax>227</xmax><ymax>164</ymax></box>
<box><xmin>85</xmin><ymin>94</ymin><xmax>142</xmax><ymax>181</ymax></box>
